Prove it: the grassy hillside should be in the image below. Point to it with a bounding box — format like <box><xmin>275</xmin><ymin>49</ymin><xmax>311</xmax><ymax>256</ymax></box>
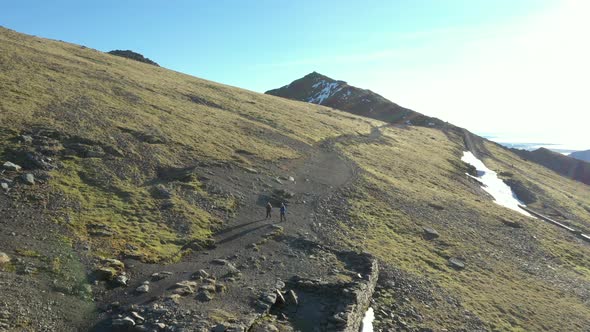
<box><xmin>1</xmin><ymin>26</ymin><xmax>589</xmax><ymax>331</ymax></box>
<box><xmin>0</xmin><ymin>26</ymin><xmax>377</xmax><ymax>262</ymax></box>
<box><xmin>326</xmin><ymin>126</ymin><xmax>590</xmax><ymax>331</ymax></box>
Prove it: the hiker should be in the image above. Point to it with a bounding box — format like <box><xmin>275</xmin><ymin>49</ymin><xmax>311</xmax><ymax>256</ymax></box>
<box><xmin>266</xmin><ymin>202</ymin><xmax>272</xmax><ymax>219</ymax></box>
<box><xmin>280</xmin><ymin>203</ymin><xmax>287</xmax><ymax>222</ymax></box>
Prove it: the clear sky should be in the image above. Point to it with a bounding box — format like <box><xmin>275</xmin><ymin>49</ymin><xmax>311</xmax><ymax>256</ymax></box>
<box><xmin>2</xmin><ymin>0</ymin><xmax>588</xmax><ymax>147</ymax></box>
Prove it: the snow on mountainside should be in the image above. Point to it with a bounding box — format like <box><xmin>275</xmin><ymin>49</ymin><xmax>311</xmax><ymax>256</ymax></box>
<box><xmin>308</xmin><ymin>80</ymin><xmax>343</xmax><ymax>104</ymax></box>
<box><xmin>266</xmin><ymin>72</ymin><xmax>447</xmax><ymax>127</ymax></box>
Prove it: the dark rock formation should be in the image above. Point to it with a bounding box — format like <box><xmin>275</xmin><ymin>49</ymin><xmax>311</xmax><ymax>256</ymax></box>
<box><xmin>107</xmin><ymin>50</ymin><xmax>159</xmax><ymax>66</ymax></box>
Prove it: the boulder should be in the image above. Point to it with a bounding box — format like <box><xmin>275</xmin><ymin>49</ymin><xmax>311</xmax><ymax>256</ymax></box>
<box><xmin>114</xmin><ymin>274</ymin><xmax>129</xmax><ymax>287</ymax></box>
<box><xmin>23</xmin><ymin>173</ymin><xmax>35</xmax><ymax>185</ymax></box>
<box><xmin>135</xmin><ymin>284</ymin><xmax>149</xmax><ymax>294</ymax></box>
<box><xmin>422</xmin><ymin>227</ymin><xmax>440</xmax><ymax>240</ymax></box>
<box><xmin>151</xmin><ymin>271</ymin><xmax>173</xmax><ymax>281</ymax></box>
<box><xmin>2</xmin><ymin>162</ymin><xmax>21</xmax><ymax>171</ymax></box>
<box><xmin>448</xmin><ymin>257</ymin><xmax>466</xmax><ymax>270</ymax></box>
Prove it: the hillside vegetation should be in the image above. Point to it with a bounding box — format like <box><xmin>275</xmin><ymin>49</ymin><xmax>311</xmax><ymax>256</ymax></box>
<box><xmin>0</xmin><ymin>26</ymin><xmax>590</xmax><ymax>332</ymax></box>
<box><xmin>0</xmin><ymin>26</ymin><xmax>377</xmax><ymax>262</ymax></box>
<box><xmin>323</xmin><ymin>126</ymin><xmax>590</xmax><ymax>331</ymax></box>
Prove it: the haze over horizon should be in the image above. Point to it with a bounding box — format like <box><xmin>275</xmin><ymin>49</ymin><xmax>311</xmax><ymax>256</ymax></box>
<box><xmin>2</xmin><ymin>0</ymin><xmax>588</xmax><ymax>148</ymax></box>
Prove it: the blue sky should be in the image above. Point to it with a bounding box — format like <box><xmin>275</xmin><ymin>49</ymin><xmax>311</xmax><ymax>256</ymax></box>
<box><xmin>2</xmin><ymin>1</ymin><xmax>588</xmax><ymax>146</ymax></box>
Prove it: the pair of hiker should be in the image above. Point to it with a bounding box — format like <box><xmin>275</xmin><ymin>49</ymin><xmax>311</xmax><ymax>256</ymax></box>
<box><xmin>266</xmin><ymin>202</ymin><xmax>286</xmax><ymax>222</ymax></box>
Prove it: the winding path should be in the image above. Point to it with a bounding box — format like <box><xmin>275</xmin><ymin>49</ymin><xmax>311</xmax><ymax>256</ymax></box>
<box><xmin>93</xmin><ymin>127</ymin><xmax>385</xmax><ymax>331</ymax></box>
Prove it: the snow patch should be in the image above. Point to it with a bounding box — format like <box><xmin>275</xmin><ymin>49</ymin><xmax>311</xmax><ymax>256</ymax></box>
<box><xmin>461</xmin><ymin>151</ymin><xmax>531</xmax><ymax>216</ymax></box>
<box><xmin>361</xmin><ymin>307</ymin><xmax>374</xmax><ymax>332</ymax></box>
<box><xmin>307</xmin><ymin>80</ymin><xmax>342</xmax><ymax>105</ymax></box>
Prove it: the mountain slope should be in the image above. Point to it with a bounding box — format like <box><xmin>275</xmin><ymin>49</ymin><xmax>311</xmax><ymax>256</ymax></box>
<box><xmin>512</xmin><ymin>147</ymin><xmax>590</xmax><ymax>185</ymax></box>
<box><xmin>570</xmin><ymin>149</ymin><xmax>590</xmax><ymax>162</ymax></box>
<box><xmin>266</xmin><ymin>72</ymin><xmax>446</xmax><ymax>126</ymax></box>
<box><xmin>1</xmin><ymin>27</ymin><xmax>590</xmax><ymax>332</ymax></box>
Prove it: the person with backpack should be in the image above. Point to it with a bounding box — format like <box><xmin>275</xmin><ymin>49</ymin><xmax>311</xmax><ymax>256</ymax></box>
<box><xmin>280</xmin><ymin>203</ymin><xmax>287</xmax><ymax>222</ymax></box>
<box><xmin>265</xmin><ymin>202</ymin><xmax>273</xmax><ymax>219</ymax></box>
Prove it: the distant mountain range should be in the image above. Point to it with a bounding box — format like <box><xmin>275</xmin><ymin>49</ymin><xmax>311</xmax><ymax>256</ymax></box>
<box><xmin>266</xmin><ymin>72</ymin><xmax>446</xmax><ymax>127</ymax></box>
<box><xmin>512</xmin><ymin>148</ymin><xmax>590</xmax><ymax>186</ymax></box>
<box><xmin>570</xmin><ymin>149</ymin><xmax>590</xmax><ymax>162</ymax></box>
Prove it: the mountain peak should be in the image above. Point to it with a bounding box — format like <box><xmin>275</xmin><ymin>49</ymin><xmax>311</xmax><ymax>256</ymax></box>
<box><xmin>266</xmin><ymin>73</ymin><xmax>443</xmax><ymax>126</ymax></box>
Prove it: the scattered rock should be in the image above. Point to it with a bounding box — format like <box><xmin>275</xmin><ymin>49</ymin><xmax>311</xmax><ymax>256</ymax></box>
<box><xmin>193</xmin><ymin>269</ymin><xmax>209</xmax><ymax>279</ymax></box>
<box><xmin>500</xmin><ymin>218</ymin><xmax>522</xmax><ymax>228</ymax></box>
<box><xmin>448</xmin><ymin>257</ymin><xmax>466</xmax><ymax>270</ymax></box>
<box><xmin>172</xmin><ymin>280</ymin><xmax>197</xmax><ymax>295</ymax></box>
<box><xmin>152</xmin><ymin>185</ymin><xmax>172</xmax><ymax>199</ymax></box>
<box><xmin>20</xmin><ymin>135</ymin><xmax>33</xmax><ymax>144</ymax></box>
<box><xmin>2</xmin><ymin>162</ymin><xmax>21</xmax><ymax>171</ymax></box>
<box><xmin>135</xmin><ymin>284</ymin><xmax>149</xmax><ymax>294</ymax></box>
<box><xmin>151</xmin><ymin>271</ymin><xmax>173</xmax><ymax>281</ymax></box>
<box><xmin>67</xmin><ymin>143</ymin><xmax>105</xmax><ymax>158</ymax></box>
<box><xmin>1</xmin><ymin>182</ymin><xmax>9</xmax><ymax>192</ymax></box>
<box><xmin>0</xmin><ymin>252</ymin><xmax>10</xmax><ymax>265</ymax></box>
<box><xmin>197</xmin><ymin>290</ymin><xmax>214</xmax><ymax>302</ymax></box>
<box><xmin>225</xmin><ymin>263</ymin><xmax>241</xmax><ymax>277</ymax></box>
<box><xmin>212</xmin><ymin>259</ymin><xmax>229</xmax><ymax>265</ymax></box>
<box><xmin>130</xmin><ymin>311</ymin><xmax>145</xmax><ymax>322</ymax></box>
<box><xmin>22</xmin><ymin>173</ymin><xmax>35</xmax><ymax>185</ymax></box>
<box><xmin>244</xmin><ymin>167</ymin><xmax>258</xmax><ymax>174</ymax></box>
<box><xmin>428</xmin><ymin>203</ymin><xmax>445</xmax><ymax>210</ymax></box>
<box><xmin>112</xmin><ymin>316</ymin><xmax>135</xmax><ymax>327</ymax></box>
<box><xmin>114</xmin><ymin>274</ymin><xmax>129</xmax><ymax>287</ymax></box>
<box><xmin>422</xmin><ymin>227</ymin><xmax>440</xmax><ymax>240</ymax></box>
<box><xmin>260</xmin><ymin>291</ymin><xmax>277</xmax><ymax>304</ymax></box>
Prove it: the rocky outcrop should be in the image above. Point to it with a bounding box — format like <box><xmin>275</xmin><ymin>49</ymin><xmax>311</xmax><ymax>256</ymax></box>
<box><xmin>107</xmin><ymin>50</ymin><xmax>159</xmax><ymax>66</ymax></box>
